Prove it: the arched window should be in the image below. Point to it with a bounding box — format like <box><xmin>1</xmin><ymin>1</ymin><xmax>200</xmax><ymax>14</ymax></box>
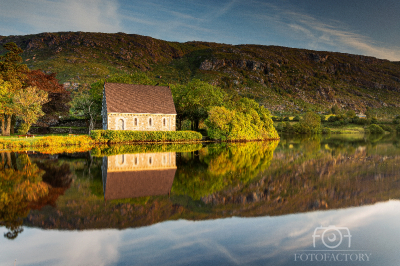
<box><xmin>163</xmin><ymin>118</ymin><xmax>166</xmax><ymax>127</ymax></box>
<box><xmin>148</xmin><ymin>117</ymin><xmax>153</xmax><ymax>127</ymax></box>
<box><xmin>148</xmin><ymin>156</ymin><xmax>153</xmax><ymax>166</ymax></box>
<box><xmin>133</xmin><ymin>155</ymin><xmax>139</xmax><ymax>166</ymax></box>
<box><xmin>118</xmin><ymin>119</ymin><xmax>124</xmax><ymax>130</ymax></box>
<box><xmin>117</xmin><ymin>154</ymin><xmax>125</xmax><ymax>165</ymax></box>
<box><xmin>162</xmin><ymin>155</ymin><xmax>168</xmax><ymax>165</ymax></box>
<box><xmin>134</xmin><ymin>117</ymin><xmax>138</xmax><ymax>127</ymax></box>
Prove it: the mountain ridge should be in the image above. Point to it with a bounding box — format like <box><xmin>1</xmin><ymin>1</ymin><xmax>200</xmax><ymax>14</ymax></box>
<box><xmin>1</xmin><ymin>31</ymin><xmax>400</xmax><ymax>115</ymax></box>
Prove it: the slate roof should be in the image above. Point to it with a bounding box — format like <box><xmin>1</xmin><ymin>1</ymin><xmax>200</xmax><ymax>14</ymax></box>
<box><xmin>103</xmin><ymin>169</ymin><xmax>176</xmax><ymax>200</ymax></box>
<box><xmin>104</xmin><ymin>83</ymin><xmax>177</xmax><ymax>114</ymax></box>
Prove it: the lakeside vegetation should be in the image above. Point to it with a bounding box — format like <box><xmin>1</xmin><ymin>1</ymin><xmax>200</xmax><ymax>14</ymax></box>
<box><xmin>1</xmin><ymin>41</ymin><xmax>400</xmax><ymax>145</ymax></box>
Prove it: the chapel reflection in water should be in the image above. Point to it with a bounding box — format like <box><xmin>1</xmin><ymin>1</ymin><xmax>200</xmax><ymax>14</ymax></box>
<box><xmin>101</xmin><ymin>152</ymin><xmax>177</xmax><ymax>200</ymax></box>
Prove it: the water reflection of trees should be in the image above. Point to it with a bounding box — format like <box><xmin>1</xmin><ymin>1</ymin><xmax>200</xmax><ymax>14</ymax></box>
<box><xmin>0</xmin><ymin>152</ymin><xmax>73</xmax><ymax>239</ymax></box>
<box><xmin>172</xmin><ymin>141</ymin><xmax>279</xmax><ymax>200</ymax></box>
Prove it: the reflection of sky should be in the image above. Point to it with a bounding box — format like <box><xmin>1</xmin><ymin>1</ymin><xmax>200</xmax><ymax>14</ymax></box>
<box><xmin>1</xmin><ymin>201</ymin><xmax>400</xmax><ymax>266</ymax></box>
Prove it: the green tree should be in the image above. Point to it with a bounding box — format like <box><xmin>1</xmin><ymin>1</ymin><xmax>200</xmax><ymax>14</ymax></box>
<box><xmin>299</xmin><ymin>112</ymin><xmax>322</xmax><ymax>134</ymax></box>
<box><xmin>365</xmin><ymin>107</ymin><xmax>376</xmax><ymax>119</ymax></box>
<box><xmin>346</xmin><ymin>110</ymin><xmax>356</xmax><ymax>118</ymax></box>
<box><xmin>69</xmin><ymin>88</ymin><xmax>100</xmax><ymax>134</ymax></box>
<box><xmin>331</xmin><ymin>104</ymin><xmax>340</xmax><ymax>115</ymax></box>
<box><xmin>171</xmin><ymin>79</ymin><xmax>226</xmax><ymax>130</ymax></box>
<box><xmin>205</xmin><ymin>98</ymin><xmax>279</xmax><ymax>141</ymax></box>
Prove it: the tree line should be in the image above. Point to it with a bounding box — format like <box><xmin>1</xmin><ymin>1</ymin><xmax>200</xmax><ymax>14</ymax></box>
<box><xmin>0</xmin><ymin>43</ymin><xmax>70</xmax><ymax>135</ymax></box>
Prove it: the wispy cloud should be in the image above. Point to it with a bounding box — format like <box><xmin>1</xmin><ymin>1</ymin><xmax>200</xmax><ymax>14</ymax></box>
<box><xmin>286</xmin><ymin>11</ymin><xmax>400</xmax><ymax>60</ymax></box>
<box><xmin>0</xmin><ymin>0</ymin><xmax>122</xmax><ymax>35</ymax></box>
<box><xmin>247</xmin><ymin>0</ymin><xmax>400</xmax><ymax>60</ymax></box>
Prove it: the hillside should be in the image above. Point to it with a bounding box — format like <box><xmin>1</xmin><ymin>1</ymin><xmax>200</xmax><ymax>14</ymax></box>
<box><xmin>1</xmin><ymin>32</ymin><xmax>400</xmax><ymax>115</ymax></box>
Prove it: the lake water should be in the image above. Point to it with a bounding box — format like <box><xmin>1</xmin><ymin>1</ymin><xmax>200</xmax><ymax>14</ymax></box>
<box><xmin>1</xmin><ymin>134</ymin><xmax>400</xmax><ymax>265</ymax></box>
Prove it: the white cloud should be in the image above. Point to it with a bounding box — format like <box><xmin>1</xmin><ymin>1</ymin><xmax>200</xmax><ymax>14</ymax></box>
<box><xmin>0</xmin><ymin>0</ymin><xmax>122</xmax><ymax>34</ymax></box>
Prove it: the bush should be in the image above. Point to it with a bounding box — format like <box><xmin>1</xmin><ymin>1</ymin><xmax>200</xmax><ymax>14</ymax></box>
<box><xmin>333</xmin><ymin>121</ymin><xmax>341</xmax><ymax>127</ymax></box>
<box><xmin>393</xmin><ymin>119</ymin><xmax>400</xmax><ymax>124</ymax></box>
<box><xmin>328</xmin><ymin>116</ymin><xmax>338</xmax><ymax>122</ymax></box>
<box><xmin>322</xmin><ymin>127</ymin><xmax>331</xmax><ymax>134</ymax></box>
<box><xmin>368</xmin><ymin>124</ymin><xmax>384</xmax><ymax>134</ymax></box>
<box><xmin>283</xmin><ymin>116</ymin><xmax>290</xmax><ymax>121</ymax></box>
<box><xmin>276</xmin><ymin>122</ymin><xmax>284</xmax><ymax>131</ymax></box>
<box><xmin>90</xmin><ymin>130</ymin><xmax>203</xmax><ymax>143</ymax></box>
<box><xmin>298</xmin><ymin>112</ymin><xmax>321</xmax><ymax>134</ymax></box>
<box><xmin>356</xmin><ymin>118</ymin><xmax>370</xmax><ymax>125</ymax></box>
<box><xmin>292</xmin><ymin>115</ymin><xmax>300</xmax><ymax>122</ymax></box>
<box><xmin>380</xmin><ymin>124</ymin><xmax>394</xmax><ymax>132</ymax></box>
<box><xmin>284</xmin><ymin>121</ymin><xmax>292</xmax><ymax>132</ymax></box>
<box><xmin>205</xmin><ymin>104</ymin><xmax>279</xmax><ymax>141</ymax></box>
<box><xmin>346</xmin><ymin>110</ymin><xmax>356</xmax><ymax>118</ymax></box>
<box><xmin>396</xmin><ymin>125</ymin><xmax>400</xmax><ymax>134</ymax></box>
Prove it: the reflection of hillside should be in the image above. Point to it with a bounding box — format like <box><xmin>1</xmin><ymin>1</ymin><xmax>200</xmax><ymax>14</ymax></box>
<box><xmin>102</xmin><ymin>153</ymin><xmax>176</xmax><ymax>200</ymax></box>
<box><xmin>21</xmin><ymin>138</ymin><xmax>400</xmax><ymax>232</ymax></box>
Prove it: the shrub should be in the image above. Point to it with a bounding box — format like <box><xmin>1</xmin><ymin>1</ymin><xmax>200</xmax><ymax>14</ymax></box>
<box><xmin>333</xmin><ymin>121</ymin><xmax>341</xmax><ymax>127</ymax></box>
<box><xmin>371</xmin><ymin>117</ymin><xmax>378</xmax><ymax>124</ymax></box>
<box><xmin>396</xmin><ymin>124</ymin><xmax>400</xmax><ymax>134</ymax></box>
<box><xmin>380</xmin><ymin>124</ymin><xmax>394</xmax><ymax>132</ymax></box>
<box><xmin>356</xmin><ymin>118</ymin><xmax>370</xmax><ymax>125</ymax></box>
<box><xmin>276</xmin><ymin>122</ymin><xmax>284</xmax><ymax>131</ymax></box>
<box><xmin>90</xmin><ymin>130</ymin><xmax>203</xmax><ymax>143</ymax></box>
<box><xmin>393</xmin><ymin>119</ymin><xmax>400</xmax><ymax>124</ymax></box>
<box><xmin>292</xmin><ymin>115</ymin><xmax>300</xmax><ymax>122</ymax></box>
<box><xmin>328</xmin><ymin>116</ymin><xmax>338</xmax><ymax>122</ymax></box>
<box><xmin>205</xmin><ymin>104</ymin><xmax>279</xmax><ymax>141</ymax></box>
<box><xmin>298</xmin><ymin>112</ymin><xmax>321</xmax><ymax>134</ymax></box>
<box><xmin>284</xmin><ymin>121</ymin><xmax>292</xmax><ymax>132</ymax></box>
<box><xmin>272</xmin><ymin>116</ymin><xmax>282</xmax><ymax>122</ymax></box>
<box><xmin>346</xmin><ymin>110</ymin><xmax>356</xmax><ymax>118</ymax></box>
<box><xmin>322</xmin><ymin>127</ymin><xmax>331</xmax><ymax>134</ymax></box>
<box><xmin>368</xmin><ymin>124</ymin><xmax>384</xmax><ymax>134</ymax></box>
<box><xmin>283</xmin><ymin>116</ymin><xmax>290</xmax><ymax>121</ymax></box>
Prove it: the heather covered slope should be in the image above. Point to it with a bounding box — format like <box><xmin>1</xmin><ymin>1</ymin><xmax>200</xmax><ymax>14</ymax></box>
<box><xmin>1</xmin><ymin>32</ymin><xmax>400</xmax><ymax>114</ymax></box>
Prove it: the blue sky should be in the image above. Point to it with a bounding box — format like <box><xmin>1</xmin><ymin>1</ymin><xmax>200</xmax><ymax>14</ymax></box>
<box><xmin>1</xmin><ymin>0</ymin><xmax>399</xmax><ymax>60</ymax></box>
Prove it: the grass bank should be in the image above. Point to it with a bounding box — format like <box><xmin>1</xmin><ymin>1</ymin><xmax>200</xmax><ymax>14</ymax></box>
<box><xmin>0</xmin><ymin>135</ymin><xmax>94</xmax><ymax>152</ymax></box>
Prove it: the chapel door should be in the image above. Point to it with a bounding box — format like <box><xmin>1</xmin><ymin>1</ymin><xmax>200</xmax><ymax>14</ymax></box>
<box><xmin>118</xmin><ymin>119</ymin><xmax>124</xmax><ymax>130</ymax></box>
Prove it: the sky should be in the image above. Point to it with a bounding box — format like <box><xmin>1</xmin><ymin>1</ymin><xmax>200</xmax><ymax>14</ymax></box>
<box><xmin>0</xmin><ymin>0</ymin><xmax>399</xmax><ymax>61</ymax></box>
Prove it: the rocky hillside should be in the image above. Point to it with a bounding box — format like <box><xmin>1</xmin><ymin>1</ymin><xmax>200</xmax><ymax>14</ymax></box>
<box><xmin>1</xmin><ymin>32</ymin><xmax>400</xmax><ymax>114</ymax></box>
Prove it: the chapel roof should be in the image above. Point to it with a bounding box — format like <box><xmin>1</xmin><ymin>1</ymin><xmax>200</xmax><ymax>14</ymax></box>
<box><xmin>104</xmin><ymin>83</ymin><xmax>177</xmax><ymax>114</ymax></box>
<box><xmin>103</xmin><ymin>169</ymin><xmax>176</xmax><ymax>200</ymax></box>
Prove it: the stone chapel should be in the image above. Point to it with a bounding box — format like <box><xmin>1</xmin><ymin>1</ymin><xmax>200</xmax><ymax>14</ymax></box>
<box><xmin>102</xmin><ymin>82</ymin><xmax>177</xmax><ymax>131</ymax></box>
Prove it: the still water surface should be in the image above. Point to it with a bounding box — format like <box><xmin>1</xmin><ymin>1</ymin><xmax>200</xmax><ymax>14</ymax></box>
<box><xmin>1</xmin><ymin>134</ymin><xmax>400</xmax><ymax>265</ymax></box>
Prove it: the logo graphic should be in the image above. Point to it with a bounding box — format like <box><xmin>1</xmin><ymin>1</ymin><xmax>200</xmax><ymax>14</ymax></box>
<box><xmin>312</xmin><ymin>225</ymin><xmax>352</xmax><ymax>249</ymax></box>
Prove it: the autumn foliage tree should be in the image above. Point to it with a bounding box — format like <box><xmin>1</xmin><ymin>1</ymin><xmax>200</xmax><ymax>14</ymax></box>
<box><xmin>13</xmin><ymin>86</ymin><xmax>49</xmax><ymax>134</ymax></box>
<box><xmin>0</xmin><ymin>43</ymin><xmax>28</xmax><ymax>135</ymax></box>
<box><xmin>24</xmin><ymin>70</ymin><xmax>71</xmax><ymax>126</ymax></box>
<box><xmin>0</xmin><ymin>43</ymin><xmax>70</xmax><ymax>134</ymax></box>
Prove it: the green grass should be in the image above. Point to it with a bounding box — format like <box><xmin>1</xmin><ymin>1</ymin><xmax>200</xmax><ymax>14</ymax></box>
<box><xmin>325</xmin><ymin>124</ymin><xmax>365</xmax><ymax>134</ymax></box>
